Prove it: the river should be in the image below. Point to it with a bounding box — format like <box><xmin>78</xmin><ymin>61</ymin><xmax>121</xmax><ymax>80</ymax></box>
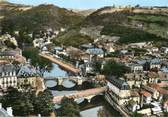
<box><xmin>44</xmin><ymin>63</ymin><xmax>121</xmax><ymax>117</ymax></box>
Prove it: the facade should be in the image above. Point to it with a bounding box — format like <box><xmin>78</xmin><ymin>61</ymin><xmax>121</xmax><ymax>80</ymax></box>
<box><xmin>17</xmin><ymin>64</ymin><xmax>40</xmax><ymax>89</ymax></box>
<box><xmin>125</xmin><ymin>73</ymin><xmax>147</xmax><ymax>88</ymax></box>
<box><xmin>0</xmin><ymin>51</ymin><xmax>15</xmax><ymax>60</ymax></box>
<box><xmin>17</xmin><ymin>77</ymin><xmax>38</xmax><ymax>89</ymax></box>
<box><xmin>86</xmin><ymin>48</ymin><xmax>104</xmax><ymax>58</ymax></box>
<box><xmin>150</xmin><ymin>59</ymin><xmax>161</xmax><ymax>70</ymax></box>
<box><xmin>0</xmin><ymin>64</ymin><xmax>17</xmax><ymax>90</ymax></box>
<box><xmin>0</xmin><ymin>49</ymin><xmax>25</xmax><ymax>63</ymax></box>
<box><xmin>129</xmin><ymin>63</ymin><xmax>143</xmax><ymax>73</ymax></box>
<box><xmin>107</xmin><ymin>76</ymin><xmax>131</xmax><ymax>105</ymax></box>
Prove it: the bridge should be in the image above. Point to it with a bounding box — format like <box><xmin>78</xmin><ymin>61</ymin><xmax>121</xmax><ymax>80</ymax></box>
<box><xmin>53</xmin><ymin>87</ymin><xmax>107</xmax><ymax>104</ymax></box>
<box><xmin>44</xmin><ymin>76</ymin><xmax>95</xmax><ymax>86</ymax></box>
<box><xmin>39</xmin><ymin>53</ymin><xmax>80</xmax><ymax>74</ymax></box>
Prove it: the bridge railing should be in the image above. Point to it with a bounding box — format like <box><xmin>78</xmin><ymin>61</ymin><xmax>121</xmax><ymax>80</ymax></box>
<box><xmin>44</xmin><ymin>76</ymin><xmax>82</xmax><ymax>79</ymax></box>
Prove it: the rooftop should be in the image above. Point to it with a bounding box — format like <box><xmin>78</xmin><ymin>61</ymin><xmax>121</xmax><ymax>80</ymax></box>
<box><xmin>141</xmin><ymin>90</ymin><xmax>152</xmax><ymax>97</ymax></box>
<box><xmin>107</xmin><ymin>76</ymin><xmax>130</xmax><ymax>90</ymax></box>
<box><xmin>0</xmin><ymin>64</ymin><xmax>16</xmax><ymax>74</ymax></box>
<box><xmin>86</xmin><ymin>48</ymin><xmax>104</xmax><ymax>55</ymax></box>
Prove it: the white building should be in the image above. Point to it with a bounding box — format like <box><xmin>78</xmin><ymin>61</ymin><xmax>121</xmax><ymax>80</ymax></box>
<box><xmin>129</xmin><ymin>42</ymin><xmax>151</xmax><ymax>48</ymax></box>
<box><xmin>162</xmin><ymin>47</ymin><xmax>168</xmax><ymax>54</ymax></box>
<box><xmin>129</xmin><ymin>63</ymin><xmax>143</xmax><ymax>73</ymax></box>
<box><xmin>0</xmin><ymin>64</ymin><xmax>17</xmax><ymax>90</ymax></box>
<box><xmin>107</xmin><ymin>76</ymin><xmax>131</xmax><ymax>105</ymax></box>
<box><xmin>86</xmin><ymin>48</ymin><xmax>104</xmax><ymax>58</ymax></box>
<box><xmin>0</xmin><ymin>103</ymin><xmax>13</xmax><ymax>117</ymax></box>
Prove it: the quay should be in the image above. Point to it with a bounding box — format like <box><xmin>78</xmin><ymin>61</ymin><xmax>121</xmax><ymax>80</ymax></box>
<box><xmin>105</xmin><ymin>92</ymin><xmax>131</xmax><ymax>117</ymax></box>
<box><xmin>39</xmin><ymin>53</ymin><xmax>80</xmax><ymax>74</ymax></box>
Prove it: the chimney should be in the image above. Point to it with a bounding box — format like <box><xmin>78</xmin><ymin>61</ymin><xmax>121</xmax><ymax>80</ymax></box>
<box><xmin>7</xmin><ymin>107</ymin><xmax>13</xmax><ymax>117</ymax></box>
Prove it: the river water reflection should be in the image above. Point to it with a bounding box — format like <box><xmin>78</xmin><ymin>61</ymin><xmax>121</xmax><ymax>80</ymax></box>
<box><xmin>44</xmin><ymin>63</ymin><xmax>121</xmax><ymax>117</ymax></box>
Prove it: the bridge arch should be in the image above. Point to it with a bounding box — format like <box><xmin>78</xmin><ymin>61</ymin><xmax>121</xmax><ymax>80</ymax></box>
<box><xmin>45</xmin><ymin>80</ymin><xmax>57</xmax><ymax>88</ymax></box>
<box><xmin>62</xmin><ymin>79</ymin><xmax>77</xmax><ymax>88</ymax></box>
<box><xmin>90</xmin><ymin>94</ymin><xmax>104</xmax><ymax>103</ymax></box>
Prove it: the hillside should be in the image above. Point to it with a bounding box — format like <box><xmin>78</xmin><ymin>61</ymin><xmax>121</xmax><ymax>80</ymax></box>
<box><xmin>70</xmin><ymin>9</ymin><xmax>96</xmax><ymax>16</ymax></box>
<box><xmin>80</xmin><ymin>6</ymin><xmax>168</xmax><ymax>44</ymax></box>
<box><xmin>1</xmin><ymin>3</ymin><xmax>168</xmax><ymax>47</ymax></box>
<box><xmin>53</xmin><ymin>27</ymin><xmax>94</xmax><ymax>47</ymax></box>
<box><xmin>1</xmin><ymin>3</ymin><xmax>84</xmax><ymax>34</ymax></box>
<box><xmin>0</xmin><ymin>1</ymin><xmax>32</xmax><ymax>19</ymax></box>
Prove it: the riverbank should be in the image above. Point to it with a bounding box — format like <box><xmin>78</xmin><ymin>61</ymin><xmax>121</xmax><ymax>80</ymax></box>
<box><xmin>39</xmin><ymin>53</ymin><xmax>80</xmax><ymax>74</ymax></box>
<box><xmin>44</xmin><ymin>62</ymin><xmax>121</xmax><ymax>117</ymax></box>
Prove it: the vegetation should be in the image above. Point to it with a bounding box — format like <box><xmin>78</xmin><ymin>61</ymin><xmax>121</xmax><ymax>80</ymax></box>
<box><xmin>54</xmin><ymin>29</ymin><xmax>93</xmax><ymax>47</ymax></box>
<box><xmin>128</xmin><ymin>14</ymin><xmax>168</xmax><ymax>26</ymax></box>
<box><xmin>132</xmin><ymin>112</ymin><xmax>143</xmax><ymax>117</ymax></box>
<box><xmin>102</xmin><ymin>61</ymin><xmax>130</xmax><ymax>77</ymax></box>
<box><xmin>84</xmin><ymin>7</ymin><xmax>168</xmax><ymax>40</ymax></box>
<box><xmin>1</xmin><ymin>4</ymin><xmax>84</xmax><ymax>34</ymax></box>
<box><xmin>0</xmin><ymin>87</ymin><xmax>54</xmax><ymax>116</ymax></box>
<box><xmin>1</xmin><ymin>4</ymin><xmax>84</xmax><ymax>47</ymax></box>
<box><xmin>101</xmin><ymin>24</ymin><xmax>166</xmax><ymax>44</ymax></box>
<box><xmin>93</xmin><ymin>61</ymin><xmax>102</xmax><ymax>73</ymax></box>
<box><xmin>22</xmin><ymin>47</ymin><xmax>53</xmax><ymax>74</ymax></box>
<box><xmin>59</xmin><ymin>97</ymin><xmax>80</xmax><ymax>117</ymax></box>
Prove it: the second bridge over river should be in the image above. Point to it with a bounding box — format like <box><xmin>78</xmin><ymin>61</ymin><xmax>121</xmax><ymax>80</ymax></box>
<box><xmin>53</xmin><ymin>86</ymin><xmax>107</xmax><ymax>104</ymax></box>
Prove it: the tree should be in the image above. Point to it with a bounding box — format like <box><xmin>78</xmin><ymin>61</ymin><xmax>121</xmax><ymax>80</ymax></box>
<box><xmin>22</xmin><ymin>47</ymin><xmax>53</xmax><ymax>75</ymax></box>
<box><xmin>135</xmin><ymin>4</ymin><xmax>140</xmax><ymax>8</ymax></box>
<box><xmin>93</xmin><ymin>61</ymin><xmax>102</xmax><ymax>73</ymax></box>
<box><xmin>34</xmin><ymin>90</ymin><xmax>54</xmax><ymax>116</ymax></box>
<box><xmin>60</xmin><ymin>97</ymin><xmax>80</xmax><ymax>117</ymax></box>
<box><xmin>102</xmin><ymin>61</ymin><xmax>130</xmax><ymax>77</ymax></box>
<box><xmin>1</xmin><ymin>87</ymin><xmax>54</xmax><ymax>116</ymax></box>
<box><xmin>12</xmin><ymin>93</ymin><xmax>34</xmax><ymax>116</ymax></box>
<box><xmin>1</xmin><ymin>87</ymin><xmax>34</xmax><ymax>116</ymax></box>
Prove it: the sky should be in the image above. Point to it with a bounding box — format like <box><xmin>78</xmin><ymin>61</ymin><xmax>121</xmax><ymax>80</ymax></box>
<box><xmin>8</xmin><ymin>0</ymin><xmax>168</xmax><ymax>9</ymax></box>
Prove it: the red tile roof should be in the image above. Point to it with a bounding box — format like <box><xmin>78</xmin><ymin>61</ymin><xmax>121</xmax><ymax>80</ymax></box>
<box><xmin>141</xmin><ymin>91</ymin><xmax>152</xmax><ymax>97</ymax></box>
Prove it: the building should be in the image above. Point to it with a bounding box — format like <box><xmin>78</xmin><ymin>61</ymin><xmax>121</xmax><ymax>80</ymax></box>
<box><xmin>17</xmin><ymin>64</ymin><xmax>40</xmax><ymax>89</ymax></box>
<box><xmin>127</xmin><ymin>100</ymin><xmax>140</xmax><ymax>112</ymax></box>
<box><xmin>129</xmin><ymin>63</ymin><xmax>143</xmax><ymax>73</ymax></box>
<box><xmin>128</xmin><ymin>42</ymin><xmax>151</xmax><ymax>48</ymax></box>
<box><xmin>0</xmin><ymin>64</ymin><xmax>17</xmax><ymax>90</ymax></box>
<box><xmin>140</xmin><ymin>90</ymin><xmax>152</xmax><ymax>104</ymax></box>
<box><xmin>161</xmin><ymin>47</ymin><xmax>168</xmax><ymax>54</ymax></box>
<box><xmin>107</xmin><ymin>76</ymin><xmax>131</xmax><ymax>105</ymax></box>
<box><xmin>80</xmin><ymin>43</ymin><xmax>94</xmax><ymax>50</ymax></box>
<box><xmin>0</xmin><ymin>103</ymin><xmax>13</xmax><ymax>117</ymax></box>
<box><xmin>86</xmin><ymin>48</ymin><xmax>104</xmax><ymax>58</ymax></box>
<box><xmin>141</xmin><ymin>85</ymin><xmax>160</xmax><ymax>100</ymax></box>
<box><xmin>0</xmin><ymin>49</ymin><xmax>25</xmax><ymax>63</ymax></box>
<box><xmin>150</xmin><ymin>59</ymin><xmax>161</xmax><ymax>70</ymax></box>
<box><xmin>17</xmin><ymin>64</ymin><xmax>39</xmax><ymax>77</ymax></box>
<box><xmin>104</xmin><ymin>43</ymin><xmax>115</xmax><ymax>53</ymax></box>
<box><xmin>0</xmin><ymin>51</ymin><xmax>15</xmax><ymax>60</ymax></box>
<box><xmin>125</xmin><ymin>73</ymin><xmax>147</xmax><ymax>88</ymax></box>
<box><xmin>53</xmin><ymin>47</ymin><xmax>64</xmax><ymax>55</ymax></box>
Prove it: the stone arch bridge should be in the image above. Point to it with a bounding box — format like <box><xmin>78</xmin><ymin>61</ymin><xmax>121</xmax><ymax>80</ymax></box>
<box><xmin>44</xmin><ymin>76</ymin><xmax>95</xmax><ymax>86</ymax></box>
<box><xmin>53</xmin><ymin>86</ymin><xmax>107</xmax><ymax>104</ymax></box>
